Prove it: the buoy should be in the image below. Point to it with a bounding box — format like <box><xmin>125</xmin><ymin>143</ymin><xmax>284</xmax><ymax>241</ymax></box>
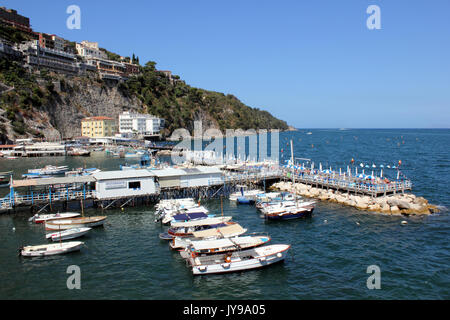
<box><xmin>324</xmin><ymin>220</ymin><xmax>328</xmax><ymax>223</ymax></box>
<box><xmin>356</xmin><ymin>222</ymin><xmax>360</xmax><ymax>226</ymax></box>
<box><xmin>401</xmin><ymin>221</ymin><xmax>408</xmax><ymax>225</ymax></box>
<box><xmin>121</xmin><ymin>208</ymin><xmax>124</xmax><ymax>211</ymax></box>
<box><xmin>12</xmin><ymin>227</ymin><xmax>15</xmax><ymax>232</ymax></box>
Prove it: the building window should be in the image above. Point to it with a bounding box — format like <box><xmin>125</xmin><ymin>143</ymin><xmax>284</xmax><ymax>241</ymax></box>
<box><xmin>128</xmin><ymin>181</ymin><xmax>141</xmax><ymax>190</ymax></box>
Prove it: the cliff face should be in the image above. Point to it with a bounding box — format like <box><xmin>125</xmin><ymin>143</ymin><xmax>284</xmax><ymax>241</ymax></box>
<box><xmin>0</xmin><ymin>59</ymin><xmax>289</xmax><ymax>142</ymax></box>
<box><xmin>42</xmin><ymin>77</ymin><xmax>144</xmax><ymax>139</ymax></box>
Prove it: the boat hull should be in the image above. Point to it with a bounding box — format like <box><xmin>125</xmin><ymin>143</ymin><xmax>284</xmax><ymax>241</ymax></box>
<box><xmin>20</xmin><ymin>242</ymin><xmax>84</xmax><ymax>257</ymax></box>
<box><xmin>265</xmin><ymin>208</ymin><xmax>314</xmax><ymax>221</ymax></box>
<box><xmin>47</xmin><ymin>228</ymin><xmax>91</xmax><ymax>242</ymax></box>
<box><xmin>45</xmin><ymin>217</ymin><xmax>107</xmax><ymax>231</ymax></box>
<box><xmin>266</xmin><ymin>207</ymin><xmax>314</xmax><ymax>220</ymax></box>
<box><xmin>34</xmin><ymin>213</ymin><xmax>81</xmax><ymax>224</ymax></box>
<box><xmin>191</xmin><ymin>245</ymin><xmax>290</xmax><ymax>275</ymax></box>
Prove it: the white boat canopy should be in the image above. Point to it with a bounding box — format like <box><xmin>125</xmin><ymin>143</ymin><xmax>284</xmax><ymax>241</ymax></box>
<box><xmin>192</xmin><ymin>223</ymin><xmax>246</xmax><ymax>239</ymax></box>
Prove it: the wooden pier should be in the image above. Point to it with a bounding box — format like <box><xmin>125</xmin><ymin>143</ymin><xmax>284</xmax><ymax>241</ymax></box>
<box><xmin>280</xmin><ymin>168</ymin><xmax>412</xmax><ymax>198</ymax></box>
<box><xmin>0</xmin><ymin>159</ymin><xmax>414</xmax><ymax>213</ymax></box>
<box><xmin>0</xmin><ymin>169</ymin><xmax>284</xmax><ymax>213</ymax></box>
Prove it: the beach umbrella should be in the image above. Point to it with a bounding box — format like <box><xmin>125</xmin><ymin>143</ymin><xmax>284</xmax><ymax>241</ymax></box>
<box><xmin>360</xmin><ymin>163</ymin><xmax>364</xmax><ymax>168</ymax></box>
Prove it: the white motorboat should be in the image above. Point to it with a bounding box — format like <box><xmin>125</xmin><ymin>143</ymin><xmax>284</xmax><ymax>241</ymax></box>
<box><xmin>19</xmin><ymin>241</ymin><xmax>85</xmax><ymax>257</ymax></box>
<box><xmin>187</xmin><ymin>244</ymin><xmax>291</xmax><ymax>275</ymax></box>
<box><xmin>160</xmin><ymin>205</ymin><xmax>210</xmax><ymax>225</ymax></box>
<box><xmin>170</xmin><ymin>216</ymin><xmax>233</xmax><ymax>228</ymax></box>
<box><xmin>229</xmin><ymin>186</ymin><xmax>264</xmax><ymax>202</ymax></box>
<box><xmin>260</xmin><ymin>200</ymin><xmax>316</xmax><ymax>215</ymax></box>
<box><xmin>30</xmin><ymin>212</ymin><xmax>81</xmax><ymax>224</ymax></box>
<box><xmin>46</xmin><ymin>228</ymin><xmax>91</xmax><ymax>242</ymax></box>
<box><xmin>45</xmin><ymin>216</ymin><xmax>107</xmax><ymax>231</ymax></box>
<box><xmin>28</xmin><ymin>165</ymin><xmax>69</xmax><ymax>175</ymax></box>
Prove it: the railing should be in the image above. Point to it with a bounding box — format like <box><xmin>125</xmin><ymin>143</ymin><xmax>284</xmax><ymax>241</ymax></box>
<box><xmin>283</xmin><ymin>169</ymin><xmax>412</xmax><ymax>194</ymax></box>
<box><xmin>0</xmin><ymin>190</ymin><xmax>95</xmax><ymax>210</ymax></box>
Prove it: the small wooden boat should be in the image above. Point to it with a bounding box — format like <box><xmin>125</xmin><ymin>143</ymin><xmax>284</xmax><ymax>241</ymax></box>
<box><xmin>186</xmin><ymin>244</ymin><xmax>291</xmax><ymax>275</ymax></box>
<box><xmin>46</xmin><ymin>228</ymin><xmax>91</xmax><ymax>242</ymax></box>
<box><xmin>45</xmin><ymin>216</ymin><xmax>107</xmax><ymax>231</ymax></box>
<box><xmin>180</xmin><ymin>235</ymin><xmax>271</xmax><ymax>256</ymax></box>
<box><xmin>265</xmin><ymin>205</ymin><xmax>315</xmax><ymax>220</ymax></box>
<box><xmin>170</xmin><ymin>223</ymin><xmax>248</xmax><ymax>249</ymax></box>
<box><xmin>31</xmin><ymin>212</ymin><xmax>81</xmax><ymax>224</ymax></box>
<box><xmin>164</xmin><ymin>218</ymin><xmax>234</xmax><ymax>239</ymax></box>
<box><xmin>19</xmin><ymin>241</ymin><xmax>84</xmax><ymax>257</ymax></box>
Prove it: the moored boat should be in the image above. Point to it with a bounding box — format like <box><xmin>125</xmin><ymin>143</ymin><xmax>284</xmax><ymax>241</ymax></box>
<box><xmin>28</xmin><ymin>165</ymin><xmax>69</xmax><ymax>176</ymax></box>
<box><xmin>19</xmin><ymin>241</ymin><xmax>85</xmax><ymax>257</ymax></box>
<box><xmin>180</xmin><ymin>235</ymin><xmax>271</xmax><ymax>257</ymax></box>
<box><xmin>45</xmin><ymin>216</ymin><xmax>107</xmax><ymax>231</ymax></box>
<box><xmin>161</xmin><ymin>219</ymin><xmax>235</xmax><ymax>239</ymax></box>
<box><xmin>30</xmin><ymin>212</ymin><xmax>81</xmax><ymax>224</ymax></box>
<box><xmin>46</xmin><ymin>228</ymin><xmax>91</xmax><ymax>242</ymax></box>
<box><xmin>187</xmin><ymin>244</ymin><xmax>291</xmax><ymax>275</ymax></box>
<box><xmin>169</xmin><ymin>223</ymin><xmax>248</xmax><ymax>250</ymax></box>
<box><xmin>229</xmin><ymin>186</ymin><xmax>264</xmax><ymax>202</ymax></box>
<box><xmin>264</xmin><ymin>205</ymin><xmax>315</xmax><ymax>220</ymax></box>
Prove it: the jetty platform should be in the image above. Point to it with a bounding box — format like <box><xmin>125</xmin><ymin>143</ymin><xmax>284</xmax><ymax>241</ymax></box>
<box><xmin>0</xmin><ymin>154</ymin><xmax>412</xmax><ymax>213</ymax></box>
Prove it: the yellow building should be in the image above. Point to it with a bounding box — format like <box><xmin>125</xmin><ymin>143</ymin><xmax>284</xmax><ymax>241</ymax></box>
<box><xmin>81</xmin><ymin>116</ymin><xmax>116</xmax><ymax>138</ymax></box>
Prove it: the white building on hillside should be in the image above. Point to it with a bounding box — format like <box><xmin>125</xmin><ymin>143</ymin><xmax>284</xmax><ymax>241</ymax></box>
<box><xmin>119</xmin><ymin>112</ymin><xmax>165</xmax><ymax>136</ymax></box>
<box><xmin>76</xmin><ymin>40</ymin><xmax>107</xmax><ymax>59</ymax></box>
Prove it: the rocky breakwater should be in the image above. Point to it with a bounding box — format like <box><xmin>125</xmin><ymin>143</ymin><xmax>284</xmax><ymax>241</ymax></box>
<box><xmin>271</xmin><ymin>182</ymin><xmax>440</xmax><ymax>216</ymax></box>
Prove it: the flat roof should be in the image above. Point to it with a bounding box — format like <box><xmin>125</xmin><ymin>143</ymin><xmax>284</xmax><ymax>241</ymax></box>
<box><xmin>13</xmin><ymin>176</ymin><xmax>96</xmax><ymax>188</ymax></box>
<box><xmin>93</xmin><ymin>170</ymin><xmax>155</xmax><ymax>181</ymax></box>
<box><xmin>152</xmin><ymin>166</ymin><xmax>222</xmax><ymax>178</ymax></box>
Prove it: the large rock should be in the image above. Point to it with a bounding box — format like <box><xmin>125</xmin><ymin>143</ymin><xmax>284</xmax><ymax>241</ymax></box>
<box><xmin>387</xmin><ymin>198</ymin><xmax>411</xmax><ymax>210</ymax></box>
<box><xmin>390</xmin><ymin>206</ymin><xmax>402</xmax><ymax>215</ymax></box>
<box><xmin>381</xmin><ymin>203</ymin><xmax>391</xmax><ymax>214</ymax></box>
<box><xmin>368</xmin><ymin>204</ymin><xmax>381</xmax><ymax>212</ymax></box>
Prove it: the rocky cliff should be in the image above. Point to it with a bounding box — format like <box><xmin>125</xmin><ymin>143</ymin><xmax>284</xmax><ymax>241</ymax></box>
<box><xmin>0</xmin><ymin>58</ymin><xmax>289</xmax><ymax>142</ymax></box>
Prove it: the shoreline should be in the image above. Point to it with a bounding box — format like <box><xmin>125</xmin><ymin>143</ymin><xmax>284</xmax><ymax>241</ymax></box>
<box><xmin>271</xmin><ymin>181</ymin><xmax>440</xmax><ymax>216</ymax></box>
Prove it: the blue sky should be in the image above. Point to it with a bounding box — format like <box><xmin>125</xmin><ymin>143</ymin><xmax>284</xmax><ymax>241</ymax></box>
<box><xmin>4</xmin><ymin>0</ymin><xmax>450</xmax><ymax>128</ymax></box>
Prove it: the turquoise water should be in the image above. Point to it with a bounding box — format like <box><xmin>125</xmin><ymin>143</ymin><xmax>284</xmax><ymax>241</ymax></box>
<box><xmin>0</xmin><ymin>129</ymin><xmax>449</xmax><ymax>299</ymax></box>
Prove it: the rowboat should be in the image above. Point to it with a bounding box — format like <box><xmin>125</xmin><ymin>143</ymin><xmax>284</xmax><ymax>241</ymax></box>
<box><xmin>46</xmin><ymin>228</ymin><xmax>91</xmax><ymax>242</ymax></box>
<box><xmin>264</xmin><ymin>205</ymin><xmax>315</xmax><ymax>220</ymax></box>
<box><xmin>19</xmin><ymin>241</ymin><xmax>85</xmax><ymax>257</ymax></box>
<box><xmin>30</xmin><ymin>212</ymin><xmax>81</xmax><ymax>224</ymax></box>
<box><xmin>45</xmin><ymin>216</ymin><xmax>107</xmax><ymax>231</ymax></box>
<box><xmin>186</xmin><ymin>244</ymin><xmax>291</xmax><ymax>275</ymax></box>
<box><xmin>170</xmin><ymin>223</ymin><xmax>248</xmax><ymax>250</ymax></box>
<box><xmin>161</xmin><ymin>219</ymin><xmax>234</xmax><ymax>239</ymax></box>
<box><xmin>180</xmin><ymin>235</ymin><xmax>271</xmax><ymax>257</ymax></box>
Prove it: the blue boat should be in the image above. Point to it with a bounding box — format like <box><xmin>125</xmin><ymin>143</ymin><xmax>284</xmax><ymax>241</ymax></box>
<box><xmin>237</xmin><ymin>197</ymin><xmax>256</xmax><ymax>205</ymax></box>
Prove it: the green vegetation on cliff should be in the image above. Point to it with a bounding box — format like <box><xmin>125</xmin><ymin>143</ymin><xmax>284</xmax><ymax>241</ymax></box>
<box><xmin>0</xmin><ymin>53</ymin><xmax>288</xmax><ymax>139</ymax></box>
<box><xmin>118</xmin><ymin>62</ymin><xmax>289</xmax><ymax>134</ymax></box>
